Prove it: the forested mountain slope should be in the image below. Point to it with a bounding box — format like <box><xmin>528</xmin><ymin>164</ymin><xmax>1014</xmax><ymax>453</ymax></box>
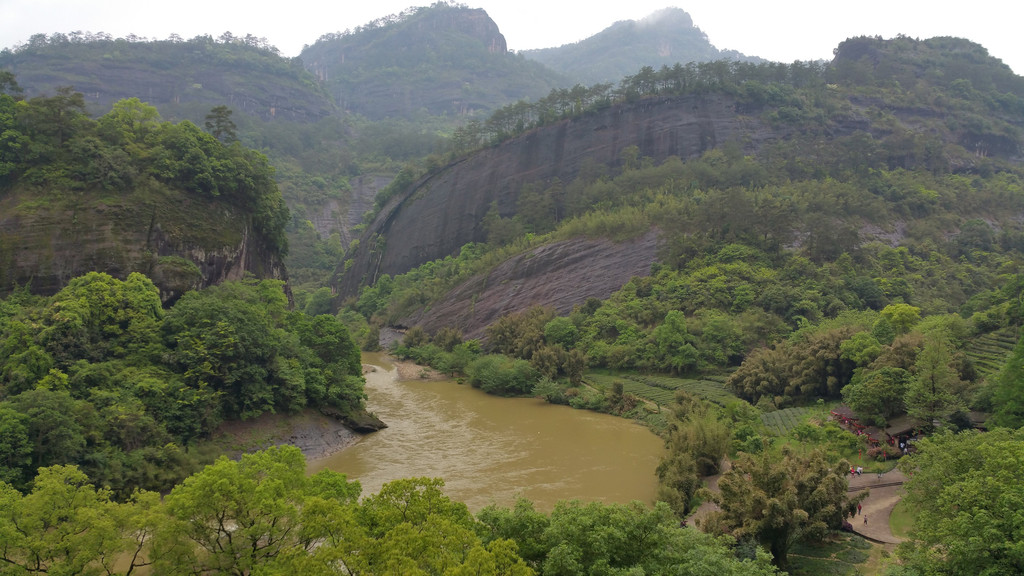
<box><xmin>300</xmin><ymin>3</ymin><xmax>566</xmax><ymax>121</ymax></box>
<box><xmin>0</xmin><ymin>33</ymin><xmax>333</xmax><ymax>122</ymax></box>
<box><xmin>522</xmin><ymin>7</ymin><xmax>760</xmax><ymax>85</ymax></box>
<box><xmin>334</xmin><ymin>90</ymin><xmax>774</xmax><ymax>298</ymax></box>
<box><xmin>339</xmin><ymin>36</ymin><xmax>1024</xmax><ymax>352</ymax></box>
<box><xmin>0</xmin><ymin>82</ymin><xmax>289</xmax><ymax>301</ymax></box>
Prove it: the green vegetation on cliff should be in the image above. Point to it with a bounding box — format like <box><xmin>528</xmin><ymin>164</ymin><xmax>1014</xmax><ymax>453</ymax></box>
<box><xmin>345</xmin><ymin>36</ymin><xmax>1024</xmax><ymax>569</ymax></box>
<box><xmin>0</xmin><ymin>273</ymin><xmax>365</xmax><ymax>496</ymax></box>
<box><xmin>300</xmin><ymin>2</ymin><xmax>565</xmax><ymax>121</ymax></box>
<box><xmin>0</xmin><ymin>77</ymin><xmax>289</xmax><ymax>296</ymax></box>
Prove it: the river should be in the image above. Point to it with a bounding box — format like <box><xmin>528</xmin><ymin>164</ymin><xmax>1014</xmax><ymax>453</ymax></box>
<box><xmin>308</xmin><ymin>353</ymin><xmax>664</xmax><ymax>512</ymax></box>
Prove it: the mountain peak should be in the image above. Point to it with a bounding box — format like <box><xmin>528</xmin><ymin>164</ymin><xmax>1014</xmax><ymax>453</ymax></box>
<box><xmin>522</xmin><ymin>7</ymin><xmax>757</xmax><ymax>85</ymax></box>
<box><xmin>637</xmin><ymin>7</ymin><xmax>695</xmax><ymax>28</ymax></box>
<box><xmin>298</xmin><ymin>3</ymin><xmax>561</xmax><ymax>120</ymax></box>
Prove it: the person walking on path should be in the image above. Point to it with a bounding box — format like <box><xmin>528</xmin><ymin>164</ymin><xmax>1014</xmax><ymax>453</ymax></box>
<box><xmin>857</xmin><ymin>503</ymin><xmax>862</xmax><ymax>515</ymax></box>
<box><xmin>864</xmin><ymin>515</ymin><xmax>868</xmax><ymax>525</ymax></box>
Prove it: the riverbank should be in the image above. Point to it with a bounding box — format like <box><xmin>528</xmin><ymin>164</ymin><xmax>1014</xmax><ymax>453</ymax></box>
<box><xmin>213</xmin><ymin>356</ymin><xmax>443</xmax><ymax>461</ymax></box>
<box><xmin>390</xmin><ymin>357</ymin><xmax>447</xmax><ymax>381</ymax></box>
<box><xmin>212</xmin><ymin>409</ymin><xmax>361</xmax><ymax>461</ymax></box>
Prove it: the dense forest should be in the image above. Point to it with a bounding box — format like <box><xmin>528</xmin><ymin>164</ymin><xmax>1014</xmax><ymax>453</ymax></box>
<box><xmin>3</xmin><ymin>4</ymin><xmax>1024</xmax><ymax>574</ymax></box>
<box><xmin>344</xmin><ymin>32</ymin><xmax>1024</xmax><ymax>575</ymax></box>
<box><xmin>0</xmin><ymin>273</ymin><xmax>366</xmax><ymax>496</ymax></box>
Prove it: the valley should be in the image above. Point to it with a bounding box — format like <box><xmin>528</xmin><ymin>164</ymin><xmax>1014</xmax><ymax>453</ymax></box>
<box><xmin>1</xmin><ymin>3</ymin><xmax>1023</xmax><ymax>574</ymax></box>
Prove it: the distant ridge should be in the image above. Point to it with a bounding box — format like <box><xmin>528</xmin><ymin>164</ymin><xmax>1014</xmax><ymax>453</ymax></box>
<box><xmin>522</xmin><ymin>8</ymin><xmax>761</xmax><ymax>85</ymax></box>
<box><xmin>299</xmin><ymin>3</ymin><xmax>565</xmax><ymax>120</ymax></box>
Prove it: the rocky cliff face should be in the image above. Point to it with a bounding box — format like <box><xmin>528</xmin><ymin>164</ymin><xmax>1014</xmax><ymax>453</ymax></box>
<box><xmin>0</xmin><ymin>185</ymin><xmax>287</xmax><ymax>303</ymax></box>
<box><xmin>334</xmin><ymin>93</ymin><xmax>780</xmax><ymax>298</ymax></box>
<box><xmin>399</xmin><ymin>232</ymin><xmax>660</xmax><ymax>339</ymax></box>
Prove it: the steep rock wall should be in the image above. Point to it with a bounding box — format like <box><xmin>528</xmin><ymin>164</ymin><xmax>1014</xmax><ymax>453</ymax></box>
<box><xmin>0</xmin><ymin>186</ymin><xmax>287</xmax><ymax>302</ymax></box>
<box><xmin>399</xmin><ymin>232</ymin><xmax>660</xmax><ymax>339</ymax></box>
<box><xmin>335</xmin><ymin>93</ymin><xmax>777</xmax><ymax>298</ymax></box>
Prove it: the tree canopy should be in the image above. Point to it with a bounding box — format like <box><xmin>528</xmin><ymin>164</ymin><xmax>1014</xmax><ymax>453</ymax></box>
<box><xmin>0</xmin><ymin>446</ymin><xmax>779</xmax><ymax>575</ymax></box>
<box><xmin>896</xmin><ymin>428</ymin><xmax>1024</xmax><ymax>575</ymax></box>
<box><xmin>0</xmin><ymin>273</ymin><xmax>365</xmax><ymax>495</ymax></box>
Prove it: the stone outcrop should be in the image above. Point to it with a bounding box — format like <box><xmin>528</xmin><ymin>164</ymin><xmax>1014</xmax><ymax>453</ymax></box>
<box><xmin>334</xmin><ymin>93</ymin><xmax>780</xmax><ymax>299</ymax></box>
<box><xmin>0</xmin><ymin>185</ymin><xmax>287</xmax><ymax>302</ymax></box>
<box><xmin>399</xmin><ymin>232</ymin><xmax>660</xmax><ymax>339</ymax></box>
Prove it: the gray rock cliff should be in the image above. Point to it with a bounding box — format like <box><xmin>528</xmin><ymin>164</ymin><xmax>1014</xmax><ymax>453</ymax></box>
<box><xmin>334</xmin><ymin>93</ymin><xmax>778</xmax><ymax>299</ymax></box>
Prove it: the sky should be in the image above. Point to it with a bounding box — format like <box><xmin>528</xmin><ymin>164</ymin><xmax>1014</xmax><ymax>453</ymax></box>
<box><xmin>1</xmin><ymin>0</ymin><xmax>1021</xmax><ymax>75</ymax></box>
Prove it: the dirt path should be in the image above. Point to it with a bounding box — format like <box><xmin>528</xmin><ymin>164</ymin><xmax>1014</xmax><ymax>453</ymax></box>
<box><xmin>688</xmin><ymin>461</ymin><xmax>907</xmax><ymax>546</ymax></box>
<box><xmin>687</xmin><ymin>459</ymin><xmax>729</xmax><ymax>527</ymax></box>
<box><xmin>848</xmin><ymin>469</ymin><xmax>907</xmax><ymax>544</ymax></box>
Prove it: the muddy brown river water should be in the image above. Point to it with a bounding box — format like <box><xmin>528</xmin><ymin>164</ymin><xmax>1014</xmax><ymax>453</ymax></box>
<box><xmin>308</xmin><ymin>353</ymin><xmax>664</xmax><ymax>511</ymax></box>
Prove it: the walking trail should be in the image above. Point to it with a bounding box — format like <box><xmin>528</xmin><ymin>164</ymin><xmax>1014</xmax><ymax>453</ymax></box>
<box><xmin>848</xmin><ymin>468</ymin><xmax>907</xmax><ymax>544</ymax></box>
<box><xmin>688</xmin><ymin>463</ymin><xmax>907</xmax><ymax>545</ymax></box>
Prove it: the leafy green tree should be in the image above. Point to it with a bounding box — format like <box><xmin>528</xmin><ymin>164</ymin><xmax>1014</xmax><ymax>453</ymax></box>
<box><xmin>727</xmin><ymin>344</ymin><xmax>789</xmax><ymax>405</ymax></box>
<box><xmin>38</xmin><ymin>272</ymin><xmax>164</xmax><ymax>365</ymax></box>
<box><xmin>651</xmin><ymin>310</ymin><xmax>699</xmax><ymax>374</ymax></box>
<box><xmin>292</xmin><ymin>313</ymin><xmax>365</xmax><ymax>412</ymax></box>
<box><xmin>839</xmin><ymin>331</ymin><xmax>883</xmax><ymax>366</ymax></box>
<box><xmin>541</xmin><ymin>500</ymin><xmax>778</xmax><ymax>575</ymax></box>
<box><xmin>6</xmin><ymin>388</ymin><xmax>88</xmax><ymax>469</ymax></box>
<box><xmin>0</xmin><ymin>87</ymin><xmax>28</xmax><ymax>177</ymax></box>
<box><xmin>905</xmin><ymin>333</ymin><xmax>964</xmax><ymax>430</ymax></box>
<box><xmin>896</xmin><ymin>429</ymin><xmax>1024</xmax><ymax>575</ymax></box>
<box><xmin>695</xmin><ymin>309</ymin><xmax>746</xmax><ymax>368</ymax></box>
<box><xmin>880</xmin><ymin>303</ymin><xmax>921</xmax><ymax>335</ymax></box>
<box><xmin>354</xmin><ymin>477</ymin><xmax>531</xmax><ymax>575</ymax></box>
<box><xmin>988</xmin><ymin>333</ymin><xmax>1024</xmax><ymax>428</ymax></box>
<box><xmin>561</xmin><ymin>348</ymin><xmax>585</xmax><ymax>386</ymax></box>
<box><xmin>477</xmin><ymin>498</ymin><xmax>552</xmax><ymax>569</ymax></box>
<box><xmin>529</xmin><ymin>345</ymin><xmax>565</xmax><ymax>380</ymax></box>
<box><xmin>0</xmin><ymin>464</ymin><xmax>159</xmax><ymax>576</ymax></box>
<box><xmin>20</xmin><ymin>85</ymin><xmax>88</xmax><ymax>148</ymax></box>
<box><xmin>486</xmin><ymin>306</ymin><xmax>555</xmax><ymax>360</ymax></box>
<box><xmin>155</xmin><ymin>445</ymin><xmax>361</xmax><ymax>575</ymax></box>
<box><xmin>163</xmin><ymin>279</ymin><xmax>292</xmax><ymax>421</ymax></box>
<box><xmin>542</xmin><ymin>316</ymin><xmax>579</xmax><ymax>348</ymax></box>
<box><xmin>98</xmin><ymin>97</ymin><xmax>161</xmax><ymax>146</ymax></box>
<box><xmin>656</xmin><ymin>450</ymin><xmax>701</xmax><ymax>517</ymax></box>
<box><xmin>466</xmin><ymin>354</ymin><xmax>541</xmax><ymax>396</ymax></box>
<box><xmin>204</xmin><ymin>104</ymin><xmax>237</xmax><ymax>142</ymax></box>
<box><xmin>0</xmin><ymin>321</ymin><xmax>55</xmax><ymax>396</ymax></box>
<box><xmin>704</xmin><ymin>447</ymin><xmax>861</xmax><ymax>568</ymax></box>
<box><xmin>0</xmin><ymin>406</ymin><xmax>31</xmax><ymax>486</ymax></box>
<box><xmin>841</xmin><ymin>366</ymin><xmax>912</xmax><ymax>426</ymax></box>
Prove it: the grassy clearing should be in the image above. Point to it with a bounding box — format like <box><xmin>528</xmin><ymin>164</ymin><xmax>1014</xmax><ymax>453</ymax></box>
<box><xmin>788</xmin><ymin>532</ymin><xmax>874</xmax><ymax>575</ymax></box>
<box><xmin>889</xmin><ymin>500</ymin><xmax>915</xmax><ymax>539</ymax></box>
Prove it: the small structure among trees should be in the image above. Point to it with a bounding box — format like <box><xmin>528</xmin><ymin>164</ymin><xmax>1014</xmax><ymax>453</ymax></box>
<box><xmin>831</xmin><ymin>405</ymin><xmax>925</xmax><ymax>456</ymax></box>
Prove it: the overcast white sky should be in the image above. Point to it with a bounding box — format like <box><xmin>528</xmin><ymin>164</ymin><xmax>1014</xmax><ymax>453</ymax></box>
<box><xmin>1</xmin><ymin>0</ymin><xmax>1021</xmax><ymax>74</ymax></box>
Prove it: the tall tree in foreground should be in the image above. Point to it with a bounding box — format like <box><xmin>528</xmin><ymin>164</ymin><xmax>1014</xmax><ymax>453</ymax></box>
<box><xmin>904</xmin><ymin>332</ymin><xmax>964</xmax><ymax>431</ymax></box>
<box><xmin>896</xmin><ymin>429</ymin><xmax>1024</xmax><ymax>575</ymax></box>
<box><xmin>988</xmin><ymin>334</ymin><xmax>1024</xmax><ymax>429</ymax></box>
<box><xmin>0</xmin><ymin>465</ymin><xmax>159</xmax><ymax>575</ymax></box>
<box><xmin>703</xmin><ymin>447</ymin><xmax>861</xmax><ymax>568</ymax></box>
<box><xmin>478</xmin><ymin>499</ymin><xmax>779</xmax><ymax>575</ymax></box>
<box><xmin>204</xmin><ymin>105</ymin><xmax>237</xmax><ymax>143</ymax></box>
<box><xmin>154</xmin><ymin>445</ymin><xmax>362</xmax><ymax>575</ymax></box>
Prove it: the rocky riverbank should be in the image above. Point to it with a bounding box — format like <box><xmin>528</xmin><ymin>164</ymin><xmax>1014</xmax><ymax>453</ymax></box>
<box><xmin>212</xmin><ymin>409</ymin><xmax>362</xmax><ymax>461</ymax></box>
<box><xmin>213</xmin><ymin>357</ymin><xmax>439</xmax><ymax>461</ymax></box>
